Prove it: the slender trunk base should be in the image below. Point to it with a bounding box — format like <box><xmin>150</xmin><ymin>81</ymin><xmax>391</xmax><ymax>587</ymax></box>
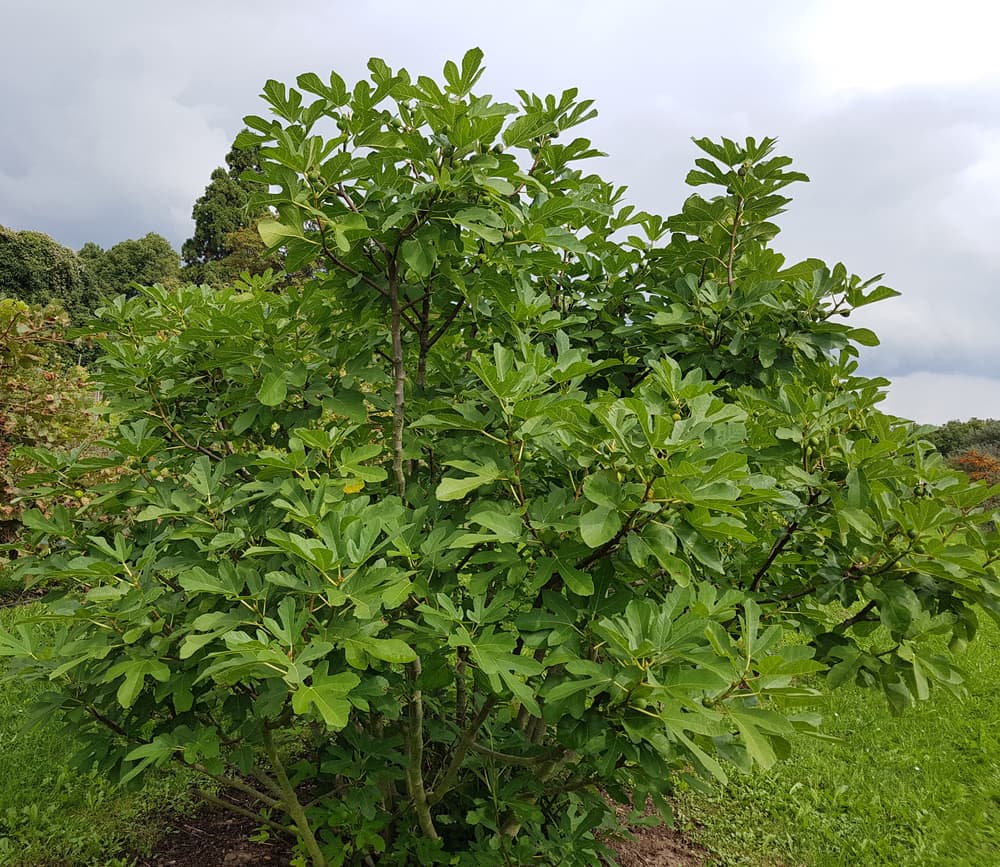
<box><xmin>405</xmin><ymin>658</ymin><xmax>438</xmax><ymax>840</ymax></box>
<box><xmin>263</xmin><ymin>728</ymin><xmax>329</xmax><ymax>866</ymax></box>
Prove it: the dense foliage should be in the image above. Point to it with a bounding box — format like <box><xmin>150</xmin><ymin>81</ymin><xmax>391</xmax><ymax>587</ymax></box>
<box><xmin>928</xmin><ymin>417</ymin><xmax>1000</xmax><ymax>460</ymax></box>
<box><xmin>926</xmin><ymin>419</ymin><xmax>1000</xmax><ymax>506</ymax></box>
<box><xmin>4</xmin><ymin>52</ymin><xmax>999</xmax><ymax>866</ymax></box>
<box><xmin>0</xmin><ymin>226</ymin><xmax>98</xmax><ymax>326</ymax></box>
<box><xmin>79</xmin><ymin>233</ymin><xmax>181</xmax><ymax>298</ymax></box>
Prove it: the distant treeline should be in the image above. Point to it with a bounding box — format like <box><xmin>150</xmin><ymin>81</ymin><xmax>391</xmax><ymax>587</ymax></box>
<box><xmin>925</xmin><ymin>418</ymin><xmax>1000</xmax><ymax>489</ymax></box>
<box><xmin>0</xmin><ymin>128</ymin><xmax>278</xmax><ymax>327</ymax></box>
<box><xmin>926</xmin><ymin>418</ymin><xmax>1000</xmax><ymax>460</ymax></box>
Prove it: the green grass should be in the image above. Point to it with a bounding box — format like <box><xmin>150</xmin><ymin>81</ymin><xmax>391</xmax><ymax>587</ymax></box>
<box><xmin>674</xmin><ymin>614</ymin><xmax>1000</xmax><ymax>866</ymax></box>
<box><xmin>0</xmin><ymin>605</ymin><xmax>195</xmax><ymax>866</ymax></box>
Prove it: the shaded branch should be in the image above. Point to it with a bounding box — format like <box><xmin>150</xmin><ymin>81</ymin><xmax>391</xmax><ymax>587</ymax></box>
<box><xmin>401</xmin><ymin>308</ymin><xmax>420</xmax><ymax>333</ymax></box>
<box><xmin>194</xmin><ymin>788</ymin><xmax>293</xmax><ymax>838</ymax></box>
<box><xmin>190</xmin><ymin>763</ymin><xmax>282</xmax><ymax>810</ymax></box>
<box><xmin>426</xmin><ymin>299</ymin><xmax>466</xmax><ymax>350</ymax></box>
<box><xmin>428</xmin><ymin>695</ymin><xmax>498</xmax><ymax>807</ymax></box>
<box><xmin>750</xmin><ymin>489</ymin><xmax>820</xmax><ymax>593</ymax></box>
<box><xmin>316</xmin><ymin>228</ymin><xmax>390</xmax><ymax>299</ymax></box>
<box><xmin>389</xmin><ymin>271</ymin><xmax>407</xmax><ymax>497</ymax></box>
<box><xmin>575</xmin><ymin>477</ymin><xmax>657</xmax><ymax>571</ymax></box>
<box><xmin>835</xmin><ymin>599</ymin><xmax>878</xmax><ymax>633</ymax></box>
<box><xmin>262</xmin><ymin>727</ymin><xmax>327</xmax><ymax>865</ymax></box>
<box><xmin>725</xmin><ymin>195</ymin><xmax>745</xmax><ymax>288</ymax></box>
<box><xmin>468</xmin><ymin>742</ymin><xmax>564</xmax><ymax>766</ymax></box>
<box><xmin>400</xmin><ymin>288</ymin><xmax>434</xmax><ymax>315</ymax></box>
<box><xmin>405</xmin><ymin>657</ymin><xmax>438</xmax><ymax>838</ymax></box>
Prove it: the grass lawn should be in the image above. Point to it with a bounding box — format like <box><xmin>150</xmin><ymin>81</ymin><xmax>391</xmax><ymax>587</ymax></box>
<box><xmin>0</xmin><ymin>604</ymin><xmax>195</xmax><ymax>866</ymax></box>
<box><xmin>674</xmin><ymin>613</ymin><xmax>1000</xmax><ymax>866</ymax></box>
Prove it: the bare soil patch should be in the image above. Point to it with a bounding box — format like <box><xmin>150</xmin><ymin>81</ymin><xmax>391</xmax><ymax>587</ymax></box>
<box><xmin>607</xmin><ymin>823</ymin><xmax>708</xmax><ymax>866</ymax></box>
<box><xmin>605</xmin><ymin>800</ymin><xmax>708</xmax><ymax>867</ymax></box>
<box><xmin>137</xmin><ymin>800</ymin><xmax>707</xmax><ymax>866</ymax></box>
<box><xmin>137</xmin><ymin>801</ymin><xmax>293</xmax><ymax>867</ymax></box>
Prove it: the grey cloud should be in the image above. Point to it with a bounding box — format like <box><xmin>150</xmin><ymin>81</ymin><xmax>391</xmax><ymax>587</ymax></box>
<box><xmin>0</xmin><ymin>1</ymin><xmax>996</xmax><ymax>424</ymax></box>
<box><xmin>880</xmin><ymin>373</ymin><xmax>1000</xmax><ymax>425</ymax></box>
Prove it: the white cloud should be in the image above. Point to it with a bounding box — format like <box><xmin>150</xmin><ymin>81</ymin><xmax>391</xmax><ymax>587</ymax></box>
<box><xmin>857</xmin><ymin>293</ymin><xmax>998</xmax><ymax>378</ymax></box>
<box><xmin>800</xmin><ymin>1</ymin><xmax>1000</xmax><ymax>96</ymax></box>
<box><xmin>937</xmin><ymin>127</ymin><xmax>1000</xmax><ymax>259</ymax></box>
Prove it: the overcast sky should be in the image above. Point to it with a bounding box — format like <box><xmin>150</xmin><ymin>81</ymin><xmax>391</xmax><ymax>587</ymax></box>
<box><xmin>2</xmin><ymin>1</ymin><xmax>997</xmax><ymax>424</ymax></box>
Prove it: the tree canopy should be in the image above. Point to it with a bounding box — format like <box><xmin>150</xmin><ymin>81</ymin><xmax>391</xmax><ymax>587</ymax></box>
<box><xmin>3</xmin><ymin>51</ymin><xmax>997</xmax><ymax>866</ymax></box>
<box><xmin>928</xmin><ymin>418</ymin><xmax>1000</xmax><ymax>459</ymax></box>
<box><xmin>0</xmin><ymin>225</ymin><xmax>97</xmax><ymax>323</ymax></box>
<box><xmin>181</xmin><ymin>133</ymin><xmax>276</xmax><ymax>283</ymax></box>
<box><xmin>79</xmin><ymin>232</ymin><xmax>180</xmax><ymax>298</ymax></box>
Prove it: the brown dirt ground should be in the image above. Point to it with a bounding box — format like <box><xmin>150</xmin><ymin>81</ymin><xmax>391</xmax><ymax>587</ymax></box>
<box><xmin>137</xmin><ymin>800</ymin><xmax>708</xmax><ymax>867</ymax></box>
<box><xmin>606</xmin><ymin>823</ymin><xmax>707</xmax><ymax>867</ymax></box>
<box><xmin>605</xmin><ymin>799</ymin><xmax>708</xmax><ymax>867</ymax></box>
<box><xmin>136</xmin><ymin>802</ymin><xmax>293</xmax><ymax>867</ymax></box>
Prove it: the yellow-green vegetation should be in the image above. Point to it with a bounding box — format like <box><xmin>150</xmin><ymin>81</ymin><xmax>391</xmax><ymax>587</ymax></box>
<box><xmin>676</xmin><ymin>612</ymin><xmax>1000</xmax><ymax>866</ymax></box>
<box><xmin>0</xmin><ymin>606</ymin><xmax>194</xmax><ymax>866</ymax></box>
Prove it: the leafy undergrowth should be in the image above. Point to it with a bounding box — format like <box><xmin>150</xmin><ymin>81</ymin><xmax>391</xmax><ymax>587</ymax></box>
<box><xmin>3</xmin><ymin>596</ymin><xmax>998</xmax><ymax>865</ymax></box>
<box><xmin>675</xmin><ymin>613</ymin><xmax>1000</xmax><ymax>866</ymax></box>
<box><xmin>0</xmin><ymin>604</ymin><xmax>195</xmax><ymax>866</ymax></box>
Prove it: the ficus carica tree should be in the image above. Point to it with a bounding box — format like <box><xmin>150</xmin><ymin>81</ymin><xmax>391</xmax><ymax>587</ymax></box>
<box><xmin>4</xmin><ymin>50</ymin><xmax>998</xmax><ymax>865</ymax></box>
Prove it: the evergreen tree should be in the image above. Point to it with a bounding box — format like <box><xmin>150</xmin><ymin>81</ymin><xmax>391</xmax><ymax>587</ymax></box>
<box><xmin>182</xmin><ymin>133</ymin><xmax>272</xmax><ymax>282</ymax></box>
